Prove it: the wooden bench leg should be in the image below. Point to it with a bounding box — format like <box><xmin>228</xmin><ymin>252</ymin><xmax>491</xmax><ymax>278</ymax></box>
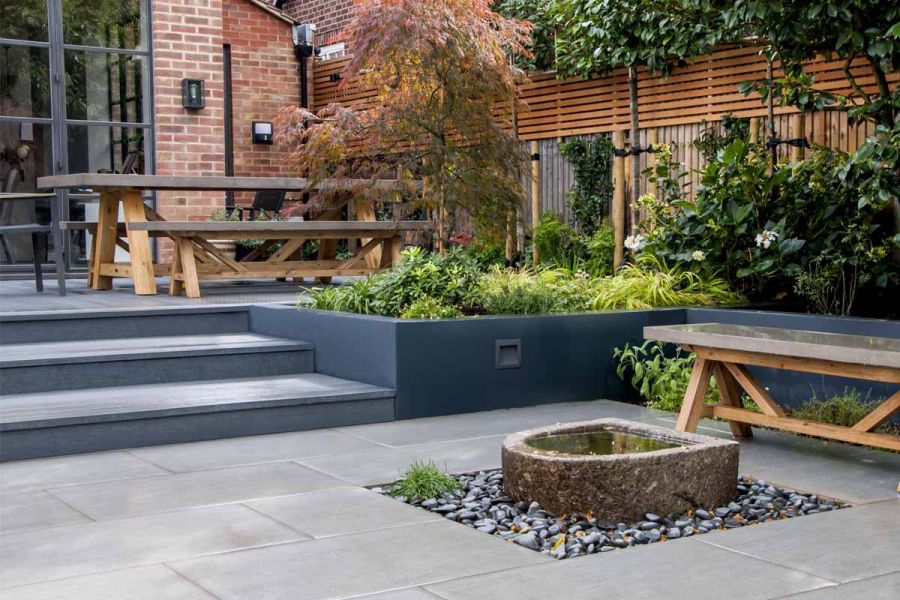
<box><xmin>168</xmin><ymin>239</ymin><xmax>184</xmax><ymax>296</ymax></box>
<box><xmin>852</xmin><ymin>390</ymin><xmax>900</xmax><ymax>432</ymax></box>
<box><xmin>121</xmin><ymin>190</ymin><xmax>157</xmax><ymax>295</ymax></box>
<box><xmin>675</xmin><ymin>356</ymin><xmax>713</xmax><ymax>433</ymax></box>
<box><xmin>92</xmin><ymin>191</ymin><xmax>119</xmax><ymax>290</ymax></box>
<box><xmin>721</xmin><ymin>362</ymin><xmax>786</xmax><ymax>417</ymax></box>
<box><xmin>177</xmin><ymin>237</ymin><xmax>201</xmax><ymax>299</ymax></box>
<box><xmin>380</xmin><ymin>235</ymin><xmax>403</xmax><ymax>268</ymax></box>
<box><xmin>713</xmin><ymin>363</ymin><xmax>753</xmax><ymax>438</ymax></box>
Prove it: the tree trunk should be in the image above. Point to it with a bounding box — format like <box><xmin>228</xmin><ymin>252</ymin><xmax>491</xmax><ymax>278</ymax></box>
<box><xmin>628</xmin><ymin>63</ymin><xmax>640</xmax><ymax>235</ymax></box>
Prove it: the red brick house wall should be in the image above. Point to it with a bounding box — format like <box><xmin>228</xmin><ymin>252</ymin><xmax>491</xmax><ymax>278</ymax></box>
<box><xmin>223</xmin><ymin>0</ymin><xmax>300</xmax><ymax>206</ymax></box>
<box><xmin>150</xmin><ymin>0</ymin><xmax>300</xmax><ymax>257</ymax></box>
<box><xmin>281</xmin><ymin>0</ymin><xmax>354</xmax><ymax>38</ymax></box>
<box><xmin>151</xmin><ymin>0</ymin><xmax>227</xmax><ymax>225</ymax></box>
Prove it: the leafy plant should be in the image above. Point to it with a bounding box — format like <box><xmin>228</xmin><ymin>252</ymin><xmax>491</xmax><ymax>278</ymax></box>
<box><xmin>638</xmin><ymin>135</ymin><xmax>899</xmax><ymax>305</ymax></box>
<box><xmin>559</xmin><ymin>135</ymin><xmax>614</xmax><ymax>234</ymax></box>
<box><xmin>788</xmin><ymin>389</ymin><xmax>895</xmax><ymax>433</ymax></box>
<box><xmin>614</xmin><ymin>341</ymin><xmax>719</xmax><ymax>411</ymax></box>
<box><xmin>494</xmin><ymin>0</ymin><xmax>557</xmax><ymax>71</ymax></box>
<box><xmin>590</xmin><ymin>256</ymin><xmax>745</xmax><ymax>311</ymax></box>
<box><xmin>389</xmin><ymin>460</ymin><xmax>460</xmax><ymax>499</ymax></box>
<box><xmin>720</xmin><ymin>0</ymin><xmax>899</xmax><ymax>126</ymax></box>
<box><xmin>400</xmin><ymin>296</ymin><xmax>464</xmax><ymax>319</ymax></box>
<box><xmin>693</xmin><ymin>115</ymin><xmax>751</xmax><ymax>162</ymax></box>
<box><xmin>533</xmin><ymin>213</ymin><xmax>583</xmax><ymax>268</ymax></box>
<box><xmin>302</xmin><ymin>248</ymin><xmax>483</xmax><ymax>317</ymax></box>
<box><xmin>478</xmin><ymin>268</ymin><xmax>563</xmax><ymax>315</ymax></box>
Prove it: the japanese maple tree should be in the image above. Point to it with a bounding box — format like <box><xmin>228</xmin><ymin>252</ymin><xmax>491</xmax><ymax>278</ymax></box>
<box><xmin>277</xmin><ymin>0</ymin><xmax>533</xmax><ymax>247</ymax></box>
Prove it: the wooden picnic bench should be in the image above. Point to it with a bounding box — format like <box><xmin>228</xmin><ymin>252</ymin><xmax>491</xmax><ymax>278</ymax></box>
<box><xmin>644</xmin><ymin>323</ymin><xmax>900</xmax><ymax>453</ymax></box>
<box><xmin>39</xmin><ymin>173</ymin><xmax>424</xmax><ymax>298</ymax></box>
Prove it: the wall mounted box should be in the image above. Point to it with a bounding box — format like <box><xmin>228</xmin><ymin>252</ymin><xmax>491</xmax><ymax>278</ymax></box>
<box><xmin>181</xmin><ymin>79</ymin><xmax>205</xmax><ymax>109</ymax></box>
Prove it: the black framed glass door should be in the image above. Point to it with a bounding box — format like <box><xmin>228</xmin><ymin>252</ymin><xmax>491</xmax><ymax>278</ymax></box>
<box><xmin>0</xmin><ymin>0</ymin><xmax>153</xmax><ymax>272</ymax></box>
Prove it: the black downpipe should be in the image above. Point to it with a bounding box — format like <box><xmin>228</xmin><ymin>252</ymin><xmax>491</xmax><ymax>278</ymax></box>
<box><xmin>295</xmin><ymin>45</ymin><xmax>313</xmax><ymax>108</ymax></box>
<box><xmin>223</xmin><ymin>44</ymin><xmax>235</xmax><ymax>207</ymax></box>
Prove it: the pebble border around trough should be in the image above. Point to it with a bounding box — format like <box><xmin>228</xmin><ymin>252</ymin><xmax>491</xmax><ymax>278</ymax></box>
<box><xmin>374</xmin><ymin>471</ymin><xmax>845</xmax><ymax>560</ymax></box>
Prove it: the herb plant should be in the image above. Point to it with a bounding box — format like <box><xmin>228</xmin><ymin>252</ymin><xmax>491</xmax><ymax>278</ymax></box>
<box><xmin>389</xmin><ymin>460</ymin><xmax>460</xmax><ymax>499</ymax></box>
<box><xmin>614</xmin><ymin>341</ymin><xmax>719</xmax><ymax>411</ymax></box>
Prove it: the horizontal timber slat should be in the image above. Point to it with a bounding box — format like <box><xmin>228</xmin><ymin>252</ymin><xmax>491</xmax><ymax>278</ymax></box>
<box><xmin>707</xmin><ymin>405</ymin><xmax>900</xmax><ymax>452</ymax></box>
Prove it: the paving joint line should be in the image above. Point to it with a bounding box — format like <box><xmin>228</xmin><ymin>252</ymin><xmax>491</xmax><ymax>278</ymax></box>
<box><xmin>692</xmin><ymin>536</ymin><xmax>841</xmax><ymax>585</ymax></box>
<box><xmin>161</xmin><ymin>562</ymin><xmax>225</xmax><ymax>600</ymax></box>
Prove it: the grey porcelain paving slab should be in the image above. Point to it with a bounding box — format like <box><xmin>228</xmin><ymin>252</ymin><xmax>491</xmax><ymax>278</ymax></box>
<box><xmin>352</xmin><ymin>589</ymin><xmax>447</xmax><ymax>600</ymax></box>
<box><xmin>781</xmin><ymin>572</ymin><xmax>900</xmax><ymax>599</ymax></box>
<box><xmin>0</xmin><ymin>490</ymin><xmax>90</xmax><ymax>533</ymax></box>
<box><xmin>697</xmin><ymin>499</ymin><xmax>900</xmax><ymax>583</ymax></box>
<box><xmin>508</xmin><ymin>399</ymin><xmax>665</xmax><ymax>425</ymax></box>
<box><xmin>1</xmin><ymin>565</ymin><xmax>216</xmax><ymax>600</ymax></box>
<box><xmin>1</xmin><ymin>374</ymin><xmax>394</xmax><ymax>428</ymax></box>
<box><xmin>246</xmin><ymin>487</ymin><xmax>442</xmax><ymax>538</ymax></box>
<box><xmin>170</xmin><ymin>520</ymin><xmax>545</xmax><ymax>600</ymax></box>
<box><xmin>298</xmin><ymin>436</ymin><xmax>504</xmax><ymax>486</ymax></box>
<box><xmin>337</xmin><ymin>410</ymin><xmax>539</xmax><ymax>447</ymax></box>
<box><xmin>130</xmin><ymin>428</ymin><xmax>383</xmax><ymax>473</ymax></box>
<box><xmin>0</xmin><ymin>332</ymin><xmax>310</xmax><ymax>367</ymax></box>
<box><xmin>428</xmin><ymin>537</ymin><xmax>831</xmax><ymax>600</ymax></box>
<box><xmin>0</xmin><ymin>504</ymin><xmax>305</xmax><ymax>589</ymax></box>
<box><xmin>0</xmin><ymin>451</ymin><xmax>166</xmax><ymax>494</ymax></box>
<box><xmin>49</xmin><ymin>462</ymin><xmax>351</xmax><ymax>520</ymax></box>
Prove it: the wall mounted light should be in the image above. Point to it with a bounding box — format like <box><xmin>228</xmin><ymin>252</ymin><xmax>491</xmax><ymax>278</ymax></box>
<box><xmin>252</xmin><ymin>121</ymin><xmax>274</xmax><ymax>144</ymax></box>
<box><xmin>181</xmin><ymin>78</ymin><xmax>205</xmax><ymax>109</ymax></box>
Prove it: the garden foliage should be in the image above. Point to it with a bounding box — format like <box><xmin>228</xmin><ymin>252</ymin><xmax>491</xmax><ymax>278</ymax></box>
<box><xmin>558</xmin><ymin>136</ymin><xmax>615</xmax><ymax>234</ymax></box>
<box><xmin>614</xmin><ymin>341</ymin><xmax>719</xmax><ymax>411</ymax></box>
<box><xmin>635</xmin><ymin>130</ymin><xmax>899</xmax><ymax>312</ymax></box>
<box><xmin>389</xmin><ymin>461</ymin><xmax>461</xmax><ymax>498</ymax></box>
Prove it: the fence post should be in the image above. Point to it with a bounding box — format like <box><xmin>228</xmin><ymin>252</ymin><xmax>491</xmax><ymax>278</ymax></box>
<box><xmin>505</xmin><ymin>207</ymin><xmax>515</xmax><ymax>264</ymax></box>
<box><xmin>791</xmin><ymin>112</ymin><xmax>806</xmax><ymax>162</ymax></box>
<box><xmin>530</xmin><ymin>140</ymin><xmax>541</xmax><ymax>265</ymax></box>
<box><xmin>612</xmin><ymin>130</ymin><xmax>626</xmax><ymax>269</ymax></box>
<box><xmin>749</xmin><ymin>117</ymin><xmax>761</xmax><ymax>144</ymax></box>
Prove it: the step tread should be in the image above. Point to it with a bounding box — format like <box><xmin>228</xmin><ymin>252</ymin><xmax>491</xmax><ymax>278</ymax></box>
<box><xmin>0</xmin><ymin>373</ymin><xmax>395</xmax><ymax>430</ymax></box>
<box><xmin>0</xmin><ymin>333</ymin><xmax>312</xmax><ymax>368</ymax></box>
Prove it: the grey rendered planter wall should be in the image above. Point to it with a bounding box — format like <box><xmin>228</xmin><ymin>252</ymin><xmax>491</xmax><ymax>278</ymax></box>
<box><xmin>250</xmin><ymin>305</ymin><xmax>900</xmax><ymax>420</ymax></box>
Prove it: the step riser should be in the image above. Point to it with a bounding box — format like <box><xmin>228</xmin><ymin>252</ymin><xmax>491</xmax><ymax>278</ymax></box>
<box><xmin>0</xmin><ymin>398</ymin><xmax>394</xmax><ymax>461</ymax></box>
<box><xmin>0</xmin><ymin>350</ymin><xmax>313</xmax><ymax>394</ymax></box>
<box><xmin>0</xmin><ymin>311</ymin><xmax>249</xmax><ymax>344</ymax></box>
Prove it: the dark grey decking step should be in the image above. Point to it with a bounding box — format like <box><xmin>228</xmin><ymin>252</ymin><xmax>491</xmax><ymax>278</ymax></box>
<box><xmin>0</xmin><ymin>373</ymin><xmax>395</xmax><ymax>461</ymax></box>
<box><xmin>0</xmin><ymin>305</ymin><xmax>251</xmax><ymax>344</ymax></box>
<box><xmin>0</xmin><ymin>333</ymin><xmax>314</xmax><ymax>394</ymax></box>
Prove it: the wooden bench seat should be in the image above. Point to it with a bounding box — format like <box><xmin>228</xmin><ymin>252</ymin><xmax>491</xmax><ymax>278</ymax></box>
<box><xmin>644</xmin><ymin>323</ymin><xmax>900</xmax><ymax>454</ymax></box>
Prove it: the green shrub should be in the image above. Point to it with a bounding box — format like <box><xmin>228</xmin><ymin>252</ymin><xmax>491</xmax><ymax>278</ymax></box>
<box><xmin>400</xmin><ymin>296</ymin><xmax>464</xmax><ymax>319</ymax></box>
<box><xmin>639</xmin><ymin>133</ymin><xmax>898</xmax><ymax>308</ymax></box>
<box><xmin>389</xmin><ymin>460</ymin><xmax>460</xmax><ymax>499</ymax></box>
<box><xmin>302</xmin><ymin>247</ymin><xmax>482</xmax><ymax>317</ymax></box>
<box><xmin>558</xmin><ymin>135</ymin><xmax>614</xmax><ymax>234</ymax></box>
<box><xmin>478</xmin><ymin>268</ymin><xmax>562</xmax><ymax>315</ymax></box>
<box><xmin>614</xmin><ymin>341</ymin><xmax>720</xmax><ymax>411</ymax></box>
<box><xmin>788</xmin><ymin>389</ymin><xmax>891</xmax><ymax>430</ymax></box>
<box><xmin>533</xmin><ymin>213</ymin><xmax>583</xmax><ymax>269</ymax></box>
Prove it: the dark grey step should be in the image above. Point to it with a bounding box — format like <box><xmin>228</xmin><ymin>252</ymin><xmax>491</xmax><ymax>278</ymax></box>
<box><xmin>0</xmin><ymin>374</ymin><xmax>394</xmax><ymax>460</ymax></box>
<box><xmin>0</xmin><ymin>333</ymin><xmax>314</xmax><ymax>394</ymax></box>
<box><xmin>0</xmin><ymin>305</ymin><xmax>250</xmax><ymax>344</ymax></box>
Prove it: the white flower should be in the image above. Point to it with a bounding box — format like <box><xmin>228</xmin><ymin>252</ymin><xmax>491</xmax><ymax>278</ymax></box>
<box><xmin>624</xmin><ymin>234</ymin><xmax>646</xmax><ymax>252</ymax></box>
<box><xmin>691</xmin><ymin>250</ymin><xmax>705</xmax><ymax>262</ymax></box>
<box><xmin>755</xmin><ymin>230</ymin><xmax>779</xmax><ymax>249</ymax></box>
<box><xmin>575</xmin><ymin>270</ymin><xmax>589</xmax><ymax>281</ymax></box>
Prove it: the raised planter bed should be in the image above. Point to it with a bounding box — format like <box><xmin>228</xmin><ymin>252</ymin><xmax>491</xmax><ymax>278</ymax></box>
<box><xmin>249</xmin><ymin>305</ymin><xmax>900</xmax><ymax>420</ymax></box>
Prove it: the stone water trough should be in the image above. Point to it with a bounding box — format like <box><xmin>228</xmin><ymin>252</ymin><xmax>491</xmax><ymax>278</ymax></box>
<box><xmin>502</xmin><ymin>418</ymin><xmax>739</xmax><ymax>522</ymax></box>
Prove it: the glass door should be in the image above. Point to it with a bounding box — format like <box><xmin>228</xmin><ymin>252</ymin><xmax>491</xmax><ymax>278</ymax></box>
<box><xmin>0</xmin><ymin>0</ymin><xmax>152</xmax><ymax>271</ymax></box>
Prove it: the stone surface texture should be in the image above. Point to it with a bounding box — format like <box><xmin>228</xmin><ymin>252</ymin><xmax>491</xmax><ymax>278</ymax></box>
<box><xmin>502</xmin><ymin>418</ymin><xmax>739</xmax><ymax>521</ymax></box>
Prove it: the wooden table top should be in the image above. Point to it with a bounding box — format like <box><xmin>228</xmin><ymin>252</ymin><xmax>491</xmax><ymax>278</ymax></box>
<box><xmin>128</xmin><ymin>220</ymin><xmax>431</xmax><ymax>232</ymax></box>
<box><xmin>644</xmin><ymin>323</ymin><xmax>900</xmax><ymax>369</ymax></box>
<box><xmin>37</xmin><ymin>174</ymin><xmax>413</xmax><ymax>192</ymax></box>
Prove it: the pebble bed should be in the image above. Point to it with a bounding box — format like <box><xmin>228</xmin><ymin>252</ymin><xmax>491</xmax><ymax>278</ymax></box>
<box><xmin>374</xmin><ymin>470</ymin><xmax>844</xmax><ymax>560</ymax></box>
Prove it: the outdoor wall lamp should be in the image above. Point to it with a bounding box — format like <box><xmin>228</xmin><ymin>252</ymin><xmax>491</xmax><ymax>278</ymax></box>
<box><xmin>252</xmin><ymin>121</ymin><xmax>274</xmax><ymax>144</ymax></box>
<box><xmin>181</xmin><ymin>78</ymin><xmax>205</xmax><ymax>109</ymax></box>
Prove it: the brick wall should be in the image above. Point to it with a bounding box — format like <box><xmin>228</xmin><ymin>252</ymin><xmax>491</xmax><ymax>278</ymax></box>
<box><xmin>223</xmin><ymin>0</ymin><xmax>300</xmax><ymax>207</ymax></box>
<box><xmin>151</xmin><ymin>0</ymin><xmax>226</xmax><ymax>226</ymax></box>
<box><xmin>281</xmin><ymin>0</ymin><xmax>354</xmax><ymax>38</ymax></box>
<box><xmin>150</xmin><ymin>0</ymin><xmax>301</xmax><ymax>260</ymax></box>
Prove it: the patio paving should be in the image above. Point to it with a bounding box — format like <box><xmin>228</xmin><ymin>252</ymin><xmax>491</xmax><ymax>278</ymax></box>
<box><xmin>0</xmin><ymin>399</ymin><xmax>898</xmax><ymax>599</ymax></box>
